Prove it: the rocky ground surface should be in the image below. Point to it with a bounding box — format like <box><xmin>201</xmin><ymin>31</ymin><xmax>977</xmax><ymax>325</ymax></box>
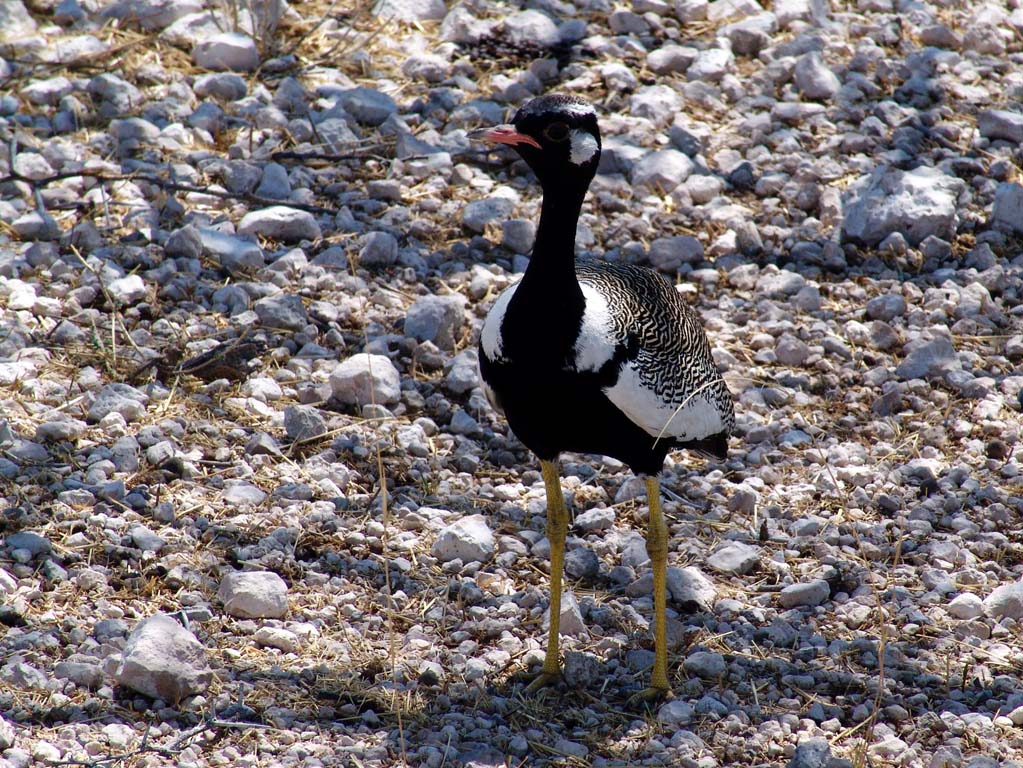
<box><xmin>1</xmin><ymin>0</ymin><xmax>1023</xmax><ymax>765</ymax></box>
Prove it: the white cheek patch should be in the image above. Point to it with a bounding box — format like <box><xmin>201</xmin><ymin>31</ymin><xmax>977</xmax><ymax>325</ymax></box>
<box><xmin>561</xmin><ymin>101</ymin><xmax>596</xmax><ymax>119</ymax></box>
<box><xmin>569</xmin><ymin>129</ymin><xmax>599</xmax><ymax>165</ymax></box>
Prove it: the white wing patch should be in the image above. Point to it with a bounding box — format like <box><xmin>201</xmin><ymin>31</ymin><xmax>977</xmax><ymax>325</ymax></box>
<box><xmin>573</xmin><ymin>282</ymin><xmax>617</xmax><ymax>372</ymax></box>
<box><xmin>569</xmin><ymin>130</ymin><xmax>599</xmax><ymax>166</ymax></box>
<box><xmin>480</xmin><ymin>283</ymin><xmax>517</xmax><ymax>361</ymax></box>
<box><xmin>604</xmin><ymin>362</ymin><xmax>727</xmax><ymax>441</ymax></box>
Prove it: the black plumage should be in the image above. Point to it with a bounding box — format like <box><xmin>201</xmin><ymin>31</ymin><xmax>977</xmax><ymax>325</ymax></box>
<box><xmin>473</xmin><ymin>93</ymin><xmax>735</xmax><ymax>700</ymax></box>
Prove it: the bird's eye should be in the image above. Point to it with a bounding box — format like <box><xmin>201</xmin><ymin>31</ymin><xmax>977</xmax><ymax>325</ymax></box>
<box><xmin>543</xmin><ymin>122</ymin><xmax>570</xmax><ymax>142</ymax></box>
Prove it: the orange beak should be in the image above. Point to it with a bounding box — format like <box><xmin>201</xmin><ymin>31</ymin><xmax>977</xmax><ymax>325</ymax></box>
<box><xmin>470</xmin><ymin>125</ymin><xmax>541</xmax><ymax>149</ymax></box>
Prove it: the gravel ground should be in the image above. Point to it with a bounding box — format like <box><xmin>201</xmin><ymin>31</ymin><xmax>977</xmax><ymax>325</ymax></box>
<box><xmin>1</xmin><ymin>0</ymin><xmax>1023</xmax><ymax>766</ymax></box>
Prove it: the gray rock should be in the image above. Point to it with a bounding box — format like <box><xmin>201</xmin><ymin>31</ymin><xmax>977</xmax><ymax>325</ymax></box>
<box><xmin>978</xmin><ymin>109</ymin><xmax>1023</xmax><ymax>143</ymax></box>
<box><xmin>775</xmin><ymin>334</ymin><xmax>810</xmax><ymax>366</ymax></box>
<box><xmin>895</xmin><ymin>336</ymin><xmax>960</xmax><ymax>380</ymax></box>
<box><xmin>165</xmin><ymin>225</ymin><xmax>203</xmax><ymax>259</ymax></box>
<box><xmin>102</xmin><ymin>0</ymin><xmax>202</xmax><ymax>29</ymax></box>
<box><xmin>502</xmin><ymin>219</ymin><xmax>535</xmax><ymax>254</ymax></box>
<box><xmin>54</xmin><ymin>661</ymin><xmax>103</xmax><ymax>689</ymax></box>
<box><xmin>948</xmin><ymin>593</ymin><xmax>983</xmax><ymax>619</ymax></box>
<box><xmin>238</xmin><ymin>206</ymin><xmax>321</xmax><ymax>242</ymax></box>
<box><xmin>405</xmin><ymin>294</ymin><xmax>466</xmax><ymax>350</ymax></box>
<box><xmin>444</xmin><ymin>350</ymin><xmax>478</xmax><ymax>394</ymax></box>
<box><xmin>630</xmin><ymin>85</ymin><xmax>683</xmax><ymax>125</ymax></box>
<box><xmin>109</xmin><ymin>116</ymin><xmax>160</xmax><ymax>142</ymax></box>
<box><xmin>609</xmin><ymin>9</ymin><xmax>650</xmax><ymax>34</ymax></box>
<box><xmin>254</xmin><ymin>626</ymin><xmax>299</xmax><ymax>653</ymax></box>
<box><xmin>89</xmin><ymin>73</ymin><xmax>143</xmax><ymax>117</ymax></box>
<box><xmin>253</xmin><ymin>293</ymin><xmax>309</xmax><ymax>332</ymax></box>
<box><xmin>794</xmin><ymin>51</ymin><xmax>841</xmax><ymax>100</ymax></box>
<box><xmin>222</xmin><ymin>481</ymin><xmax>267</xmax><ymax>505</ymax></box>
<box><xmin>284</xmin><ymin>405</ymin><xmax>326</xmax><ymax>442</ymax></box>
<box><xmin>674</xmin><ymin>0</ymin><xmax>708</xmax><ymax>20</ymax></box>
<box><xmin>575</xmin><ymin>508</ymin><xmax>615</xmax><ymax>533</ymax></box>
<box><xmin>13</xmin><ymin>152</ymin><xmax>54</xmax><ymax>180</ymax></box>
<box><xmin>983</xmin><ymin>581</ymin><xmax>1023</xmax><ymax>620</ymax></box>
<box><xmin>88</xmin><ymin>383</ymin><xmax>149</xmax><ymax>423</ymax></box>
<box><xmin>648</xmin><ymin>236</ymin><xmax>703</xmax><ymax>272</ymax></box>
<box><xmin>6</xmin><ymin>532</ymin><xmax>51</xmax><ymax>557</ymax></box>
<box><xmin>218</xmin><ymin>571</ymin><xmax>289</xmax><ymax>618</ymax></box>
<box><xmin>991</xmin><ymin>182</ymin><xmax>1023</xmax><ymax>234</ymax></box>
<box><xmin>11</xmin><ymin>210</ymin><xmax>61</xmax><ymax>241</ymax></box>
<box><xmin>418</xmin><ymin>660</ymin><xmax>444</xmax><ymax>685</ymax></box>
<box><xmin>462</xmin><ymin>197</ymin><xmax>516</xmax><ymax>234</ymax></box>
<box><xmin>707</xmin><ymin>0</ymin><xmax>762</xmax><ymax>21</ymax></box>
<box><xmin>779</xmin><ymin>579</ymin><xmax>830</xmax><ymax>608</ymax></box>
<box><xmin>658</xmin><ymin>699</ymin><xmax>695</xmax><ymax>725</ymax></box>
<box><xmin>440</xmin><ymin>6</ymin><xmax>496</xmax><ymax>43</ymax></box>
<box><xmin>687</xmin><ymin>47</ymin><xmax>734</xmax><ymax>81</ymax></box>
<box><xmin>706</xmin><ymin>541</ymin><xmax>760</xmax><ymax>574</ymax></box>
<box><xmin>841</xmin><ymin>166</ymin><xmax>964</xmax><ymax>247</ymax></box>
<box><xmin>193</xmin><ymin>72</ymin><xmax>247</xmax><ymax>101</ymax></box>
<box><xmin>107</xmin><ymin>274</ymin><xmax>147</xmax><ymax>305</ymax></box>
<box><xmin>193</xmin><ymin>32</ymin><xmax>260</xmax><ymax>71</ymax></box>
<box><xmin>631</xmin><ymin>149</ymin><xmax>694</xmax><ymax>189</ymax></box>
<box><xmin>501</xmin><ymin>10</ymin><xmax>560</xmax><ymax>47</ymax></box>
<box><xmin>115</xmin><ymin>613</ymin><xmax>212</xmax><ymax>702</ymax></box>
<box><xmin>35</xmin><ymin>418</ymin><xmax>86</xmax><ymax>442</ymax></box>
<box><xmin>564</xmin><ymin>546</ymin><xmax>600</xmax><ymax>580</ymax></box>
<box><xmin>647</xmin><ymin>44</ymin><xmax>697</xmax><ymax>75</ymax></box>
<box><xmin>373</xmin><ymin>0</ymin><xmax>446</xmax><ymax>22</ymax></box>
<box><xmin>334</xmin><ymin>87</ymin><xmax>397</xmax><ymax>127</ymax></box>
<box><xmin>721</xmin><ymin>12</ymin><xmax>776</xmax><ymax>55</ymax></box>
<box><xmin>23</xmin><ymin>76</ymin><xmax>74</xmax><ymax>106</ymax></box>
<box><xmin>544</xmin><ymin>589</ymin><xmax>586</xmax><ymax>637</ymax></box>
<box><xmin>129</xmin><ymin>524</ymin><xmax>165</xmax><ymax>552</ymax></box>
<box><xmin>667</xmin><ymin>566</ymin><xmax>716</xmax><ymax>611</ymax></box>
<box><xmin>865</xmin><ymin>293</ymin><xmax>906</xmax><ymax>321</ymax></box>
<box><xmin>431</xmin><ymin>515</ymin><xmax>495</xmax><ymax>563</ymax></box>
<box><xmin>787</xmin><ymin>738</ymin><xmax>831</xmax><ymax>768</ymax></box>
<box><xmin>330</xmin><ymin>353</ymin><xmax>402</xmax><ymax>406</ymax></box>
<box><xmin>756</xmin><ymin>268</ymin><xmax>805</xmax><ymax>298</ymax></box>
<box><xmin>683</xmin><ymin>650</ymin><xmax>726</xmax><ymax>678</ymax></box>
<box><xmin>358</xmin><ymin>231</ymin><xmax>399</xmax><ymax>267</ymax></box>
<box><xmin>563</xmin><ymin>650</ymin><xmax>601</xmax><ymax>689</ymax></box>
<box><xmin>255</xmin><ymin>163</ymin><xmax>291</xmax><ymax>200</ymax></box>
<box><xmin>199</xmin><ymin>228</ymin><xmax>264</xmax><ymax>273</ymax></box>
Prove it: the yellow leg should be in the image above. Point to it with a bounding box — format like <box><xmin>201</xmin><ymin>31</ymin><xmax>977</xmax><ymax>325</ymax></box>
<box><xmin>629</xmin><ymin>476</ymin><xmax>671</xmax><ymax>704</ymax></box>
<box><xmin>525</xmin><ymin>459</ymin><xmax>568</xmax><ymax>693</ymax></box>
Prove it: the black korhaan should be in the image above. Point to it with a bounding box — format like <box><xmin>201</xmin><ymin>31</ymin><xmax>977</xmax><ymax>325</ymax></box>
<box><xmin>475</xmin><ymin>94</ymin><xmax>735</xmax><ymax>702</ymax></box>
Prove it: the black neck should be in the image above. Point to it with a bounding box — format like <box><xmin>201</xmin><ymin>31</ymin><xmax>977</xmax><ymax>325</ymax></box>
<box><xmin>526</xmin><ymin>183</ymin><xmax>587</xmax><ymax>284</ymax></box>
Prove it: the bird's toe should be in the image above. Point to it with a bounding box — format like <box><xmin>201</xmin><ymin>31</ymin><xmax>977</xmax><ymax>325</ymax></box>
<box><xmin>520</xmin><ymin>670</ymin><xmax>562</xmax><ymax>694</ymax></box>
<box><xmin>627</xmin><ymin>685</ymin><xmax>671</xmax><ymax>707</ymax></box>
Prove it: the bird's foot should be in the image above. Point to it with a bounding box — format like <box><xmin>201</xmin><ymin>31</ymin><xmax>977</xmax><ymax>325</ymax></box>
<box><xmin>627</xmin><ymin>685</ymin><xmax>671</xmax><ymax>708</ymax></box>
<box><xmin>518</xmin><ymin>670</ymin><xmax>562</xmax><ymax>694</ymax></box>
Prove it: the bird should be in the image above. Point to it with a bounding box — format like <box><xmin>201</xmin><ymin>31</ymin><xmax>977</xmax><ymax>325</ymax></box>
<box><xmin>472</xmin><ymin>93</ymin><xmax>735</xmax><ymax>703</ymax></box>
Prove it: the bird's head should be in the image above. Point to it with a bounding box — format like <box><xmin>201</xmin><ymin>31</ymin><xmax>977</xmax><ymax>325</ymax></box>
<box><xmin>473</xmin><ymin>94</ymin><xmax>601</xmax><ymax>192</ymax></box>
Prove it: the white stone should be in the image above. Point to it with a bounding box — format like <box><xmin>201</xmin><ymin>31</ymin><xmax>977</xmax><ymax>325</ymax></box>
<box><xmin>330</xmin><ymin>353</ymin><xmax>402</xmax><ymax>406</ymax></box>
<box><xmin>778</xmin><ymin>579</ymin><xmax>830</xmax><ymax>608</ymax></box>
<box><xmin>948</xmin><ymin>593</ymin><xmax>983</xmax><ymax>619</ymax></box>
<box><xmin>218</xmin><ymin>571</ymin><xmax>289</xmax><ymax>618</ymax></box>
<box><xmin>983</xmin><ymin>581</ymin><xmax>1023</xmax><ymax>620</ymax></box>
<box><xmin>254</xmin><ymin>626</ymin><xmax>300</xmax><ymax>653</ymax></box>
<box><xmin>432</xmin><ymin>515</ymin><xmax>495</xmax><ymax>563</ymax></box>
<box><xmin>631</xmin><ymin>149</ymin><xmax>694</xmax><ymax>190</ymax></box>
<box><xmin>115</xmin><ymin>613</ymin><xmax>212</xmax><ymax>701</ymax></box>
<box><xmin>193</xmin><ymin>32</ymin><xmax>260</xmax><ymax>72</ymax></box>
<box><xmin>238</xmin><ymin>206</ymin><xmax>321</xmax><ymax>243</ymax></box>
